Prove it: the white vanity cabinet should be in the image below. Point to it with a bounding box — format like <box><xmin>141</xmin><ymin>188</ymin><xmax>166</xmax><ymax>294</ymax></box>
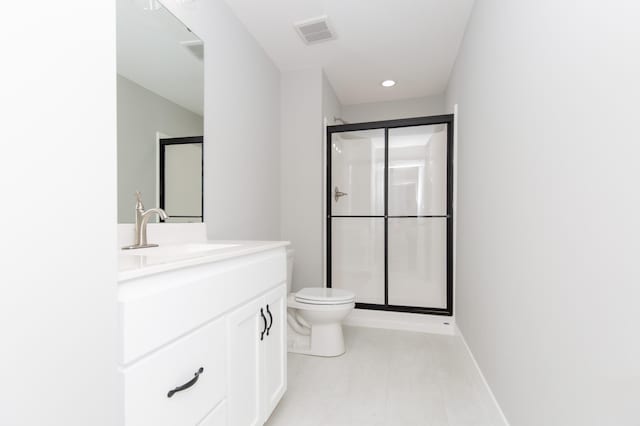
<box><xmin>227</xmin><ymin>284</ymin><xmax>287</xmax><ymax>426</ymax></box>
<box><xmin>118</xmin><ymin>243</ymin><xmax>288</xmax><ymax>426</ymax></box>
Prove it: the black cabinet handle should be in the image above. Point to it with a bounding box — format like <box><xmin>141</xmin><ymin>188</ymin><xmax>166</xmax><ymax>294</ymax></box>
<box><xmin>266</xmin><ymin>304</ymin><xmax>273</xmax><ymax>336</ymax></box>
<box><xmin>260</xmin><ymin>308</ymin><xmax>267</xmax><ymax>341</ymax></box>
<box><xmin>167</xmin><ymin>367</ymin><xmax>204</xmax><ymax>398</ymax></box>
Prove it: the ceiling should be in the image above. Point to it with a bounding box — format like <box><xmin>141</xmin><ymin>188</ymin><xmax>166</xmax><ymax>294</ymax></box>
<box><xmin>223</xmin><ymin>0</ymin><xmax>475</xmax><ymax>105</ymax></box>
<box><xmin>117</xmin><ymin>0</ymin><xmax>204</xmax><ymax>115</ymax></box>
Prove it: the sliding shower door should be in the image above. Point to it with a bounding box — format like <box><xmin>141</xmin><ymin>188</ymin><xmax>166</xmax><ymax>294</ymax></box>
<box><xmin>327</xmin><ymin>116</ymin><xmax>453</xmax><ymax>315</ymax></box>
<box><xmin>329</xmin><ymin>129</ymin><xmax>386</xmax><ymax>304</ymax></box>
<box><xmin>387</xmin><ymin>124</ymin><xmax>448</xmax><ymax>309</ymax></box>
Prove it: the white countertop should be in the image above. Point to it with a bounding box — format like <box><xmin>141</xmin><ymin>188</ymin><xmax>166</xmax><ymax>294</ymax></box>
<box><xmin>118</xmin><ymin>240</ymin><xmax>289</xmax><ymax>282</ymax></box>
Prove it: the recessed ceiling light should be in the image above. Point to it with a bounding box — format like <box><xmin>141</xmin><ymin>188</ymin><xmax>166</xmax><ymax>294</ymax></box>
<box><xmin>381</xmin><ymin>80</ymin><xmax>396</xmax><ymax>87</ymax></box>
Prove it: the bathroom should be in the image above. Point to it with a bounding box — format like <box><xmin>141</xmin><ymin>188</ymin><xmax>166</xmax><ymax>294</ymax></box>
<box><xmin>2</xmin><ymin>1</ymin><xmax>639</xmax><ymax>426</ymax></box>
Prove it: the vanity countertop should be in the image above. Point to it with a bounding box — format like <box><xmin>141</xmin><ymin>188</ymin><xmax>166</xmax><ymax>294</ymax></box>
<box><xmin>118</xmin><ymin>240</ymin><xmax>289</xmax><ymax>282</ymax></box>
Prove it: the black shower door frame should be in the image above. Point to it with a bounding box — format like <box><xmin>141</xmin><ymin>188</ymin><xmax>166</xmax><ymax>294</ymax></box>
<box><xmin>326</xmin><ymin>115</ymin><xmax>454</xmax><ymax>316</ymax></box>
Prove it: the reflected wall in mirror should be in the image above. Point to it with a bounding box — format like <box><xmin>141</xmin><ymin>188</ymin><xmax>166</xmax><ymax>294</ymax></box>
<box><xmin>117</xmin><ymin>0</ymin><xmax>204</xmax><ymax>223</ymax></box>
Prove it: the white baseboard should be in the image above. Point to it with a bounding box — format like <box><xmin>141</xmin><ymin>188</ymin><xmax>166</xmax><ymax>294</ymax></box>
<box><xmin>343</xmin><ymin>308</ymin><xmax>456</xmax><ymax>335</ymax></box>
<box><xmin>456</xmin><ymin>325</ymin><xmax>510</xmax><ymax>426</ymax></box>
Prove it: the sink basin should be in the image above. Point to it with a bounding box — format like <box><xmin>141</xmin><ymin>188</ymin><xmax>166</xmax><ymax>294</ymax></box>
<box><xmin>121</xmin><ymin>243</ymin><xmax>239</xmax><ymax>258</ymax></box>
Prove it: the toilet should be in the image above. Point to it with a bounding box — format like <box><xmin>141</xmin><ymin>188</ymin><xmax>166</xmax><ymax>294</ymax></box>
<box><xmin>286</xmin><ymin>248</ymin><xmax>355</xmax><ymax>357</ymax></box>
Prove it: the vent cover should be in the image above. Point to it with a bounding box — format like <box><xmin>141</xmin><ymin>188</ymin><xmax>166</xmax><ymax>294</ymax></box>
<box><xmin>294</xmin><ymin>16</ymin><xmax>336</xmax><ymax>45</ymax></box>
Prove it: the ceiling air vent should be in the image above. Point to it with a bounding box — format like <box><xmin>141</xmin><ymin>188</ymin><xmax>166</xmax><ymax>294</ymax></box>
<box><xmin>294</xmin><ymin>16</ymin><xmax>336</xmax><ymax>45</ymax></box>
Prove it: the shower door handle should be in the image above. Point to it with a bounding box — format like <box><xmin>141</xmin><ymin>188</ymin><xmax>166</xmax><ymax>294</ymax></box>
<box><xmin>334</xmin><ymin>186</ymin><xmax>348</xmax><ymax>202</ymax></box>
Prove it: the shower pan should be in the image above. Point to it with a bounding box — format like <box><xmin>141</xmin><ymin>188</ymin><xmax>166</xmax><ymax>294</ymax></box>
<box><xmin>326</xmin><ymin>115</ymin><xmax>453</xmax><ymax>315</ymax></box>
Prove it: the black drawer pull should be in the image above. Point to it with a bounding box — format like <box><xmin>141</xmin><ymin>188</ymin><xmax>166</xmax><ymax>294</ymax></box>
<box><xmin>167</xmin><ymin>367</ymin><xmax>204</xmax><ymax>398</ymax></box>
<box><xmin>260</xmin><ymin>308</ymin><xmax>267</xmax><ymax>341</ymax></box>
<box><xmin>266</xmin><ymin>304</ymin><xmax>273</xmax><ymax>336</ymax></box>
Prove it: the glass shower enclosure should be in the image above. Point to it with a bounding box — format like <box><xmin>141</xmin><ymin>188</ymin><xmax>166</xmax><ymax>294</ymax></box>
<box><xmin>326</xmin><ymin>115</ymin><xmax>453</xmax><ymax>315</ymax></box>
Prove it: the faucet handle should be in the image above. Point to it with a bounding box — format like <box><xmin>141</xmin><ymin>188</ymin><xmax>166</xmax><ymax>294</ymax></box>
<box><xmin>134</xmin><ymin>191</ymin><xmax>144</xmax><ymax>210</ymax></box>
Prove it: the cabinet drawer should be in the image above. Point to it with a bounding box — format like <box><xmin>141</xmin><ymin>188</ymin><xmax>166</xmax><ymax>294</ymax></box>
<box><xmin>198</xmin><ymin>400</ymin><xmax>227</xmax><ymax>426</ymax></box>
<box><xmin>123</xmin><ymin>318</ymin><xmax>226</xmax><ymax>426</ymax></box>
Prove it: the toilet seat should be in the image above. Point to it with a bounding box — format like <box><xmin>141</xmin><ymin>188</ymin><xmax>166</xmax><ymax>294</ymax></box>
<box><xmin>295</xmin><ymin>288</ymin><xmax>355</xmax><ymax>305</ymax></box>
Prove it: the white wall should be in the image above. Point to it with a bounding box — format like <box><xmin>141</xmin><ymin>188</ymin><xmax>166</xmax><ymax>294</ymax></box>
<box><xmin>321</xmin><ymin>72</ymin><xmax>343</xmax><ymax>284</ymax></box>
<box><xmin>0</xmin><ymin>1</ymin><xmax>119</xmax><ymax>425</ymax></box>
<box><xmin>280</xmin><ymin>68</ymin><xmax>324</xmax><ymax>290</ymax></box>
<box><xmin>162</xmin><ymin>0</ymin><xmax>281</xmax><ymax>241</ymax></box>
<box><xmin>323</xmin><ymin>72</ymin><xmax>343</xmax><ymax>126</ymax></box>
<box><xmin>446</xmin><ymin>1</ymin><xmax>640</xmax><ymax>425</ymax></box>
<box><xmin>117</xmin><ymin>75</ymin><xmax>203</xmax><ymax>223</ymax></box>
<box><xmin>279</xmin><ymin>70</ymin><xmax>345</xmax><ymax>290</ymax></box>
<box><xmin>342</xmin><ymin>94</ymin><xmax>445</xmax><ymax>124</ymax></box>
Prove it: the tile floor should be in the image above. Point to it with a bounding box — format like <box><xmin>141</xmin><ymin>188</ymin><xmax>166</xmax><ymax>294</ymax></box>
<box><xmin>265</xmin><ymin>326</ymin><xmax>505</xmax><ymax>426</ymax></box>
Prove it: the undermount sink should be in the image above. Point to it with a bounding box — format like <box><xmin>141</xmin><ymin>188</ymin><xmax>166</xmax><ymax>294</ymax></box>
<box><xmin>121</xmin><ymin>243</ymin><xmax>239</xmax><ymax>258</ymax></box>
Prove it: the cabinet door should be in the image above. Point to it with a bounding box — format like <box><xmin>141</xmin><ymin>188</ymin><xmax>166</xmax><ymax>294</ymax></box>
<box><xmin>227</xmin><ymin>297</ymin><xmax>263</xmax><ymax>426</ymax></box>
<box><xmin>262</xmin><ymin>284</ymin><xmax>287</xmax><ymax>421</ymax></box>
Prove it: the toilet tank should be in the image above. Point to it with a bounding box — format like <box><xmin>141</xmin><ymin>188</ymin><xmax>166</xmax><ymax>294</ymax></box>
<box><xmin>286</xmin><ymin>248</ymin><xmax>294</xmax><ymax>293</ymax></box>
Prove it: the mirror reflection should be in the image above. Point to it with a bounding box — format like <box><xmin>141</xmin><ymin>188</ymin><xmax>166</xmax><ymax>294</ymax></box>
<box><xmin>116</xmin><ymin>0</ymin><xmax>204</xmax><ymax>223</ymax></box>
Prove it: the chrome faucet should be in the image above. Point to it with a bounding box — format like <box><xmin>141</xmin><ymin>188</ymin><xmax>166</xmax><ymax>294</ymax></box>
<box><xmin>122</xmin><ymin>192</ymin><xmax>169</xmax><ymax>250</ymax></box>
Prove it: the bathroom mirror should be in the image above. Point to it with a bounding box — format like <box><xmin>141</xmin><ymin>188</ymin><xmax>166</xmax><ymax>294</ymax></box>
<box><xmin>116</xmin><ymin>0</ymin><xmax>204</xmax><ymax>223</ymax></box>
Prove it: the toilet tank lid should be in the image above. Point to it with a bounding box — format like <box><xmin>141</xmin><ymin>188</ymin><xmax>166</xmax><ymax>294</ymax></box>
<box><xmin>295</xmin><ymin>287</ymin><xmax>355</xmax><ymax>304</ymax></box>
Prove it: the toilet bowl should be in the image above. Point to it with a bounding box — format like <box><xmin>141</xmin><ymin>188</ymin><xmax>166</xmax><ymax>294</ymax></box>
<box><xmin>286</xmin><ymin>248</ymin><xmax>355</xmax><ymax>357</ymax></box>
